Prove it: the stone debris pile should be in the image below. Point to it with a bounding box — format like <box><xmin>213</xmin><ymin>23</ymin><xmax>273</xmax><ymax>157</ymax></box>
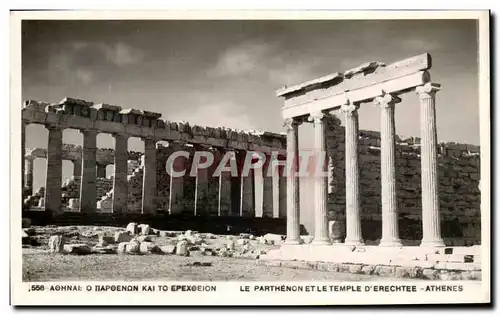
<box><xmin>25</xmin><ymin>223</ymin><xmax>279</xmax><ymax>259</ymax></box>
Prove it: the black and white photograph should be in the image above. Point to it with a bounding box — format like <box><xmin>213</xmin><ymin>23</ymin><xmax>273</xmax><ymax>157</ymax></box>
<box><xmin>11</xmin><ymin>10</ymin><xmax>490</xmax><ymax>305</ymax></box>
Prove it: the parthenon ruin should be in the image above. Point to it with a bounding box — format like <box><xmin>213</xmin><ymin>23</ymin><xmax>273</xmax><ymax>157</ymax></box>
<box><xmin>22</xmin><ymin>99</ymin><xmax>287</xmax><ymax>218</ymax></box>
<box><xmin>21</xmin><ymin>53</ymin><xmax>481</xmax><ymax>246</ymax></box>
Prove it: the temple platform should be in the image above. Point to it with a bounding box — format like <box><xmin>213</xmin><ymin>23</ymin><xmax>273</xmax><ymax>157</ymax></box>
<box><xmin>259</xmin><ymin>244</ymin><xmax>482</xmax><ymax>279</ymax></box>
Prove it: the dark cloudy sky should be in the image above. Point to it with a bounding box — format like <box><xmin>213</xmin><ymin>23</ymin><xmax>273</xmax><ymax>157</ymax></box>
<box><xmin>22</xmin><ymin>19</ymin><xmax>479</xmax><ymax>190</ymax></box>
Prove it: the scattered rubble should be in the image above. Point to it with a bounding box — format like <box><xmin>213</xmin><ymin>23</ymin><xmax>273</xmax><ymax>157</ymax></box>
<box><xmin>24</xmin><ymin>223</ymin><xmax>281</xmax><ymax>259</ymax></box>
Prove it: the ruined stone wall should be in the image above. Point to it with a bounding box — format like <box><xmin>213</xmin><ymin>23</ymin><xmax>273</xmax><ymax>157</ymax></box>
<box><xmin>60</xmin><ymin>177</ymin><xmax>114</xmax><ymax>208</ymax></box>
<box><xmin>324</xmin><ymin>116</ymin><xmax>481</xmax><ymax>245</ymax></box>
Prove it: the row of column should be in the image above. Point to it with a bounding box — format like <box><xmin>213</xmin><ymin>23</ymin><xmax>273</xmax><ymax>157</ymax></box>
<box><xmin>28</xmin><ymin>128</ymin><xmax>156</xmax><ymax>214</ymax></box>
<box><xmin>24</xmin><ymin>155</ymin><xmax>111</xmax><ymax>197</ymax></box>
<box><xmin>285</xmin><ymin>82</ymin><xmax>444</xmax><ymax>247</ymax></box>
<box><xmin>25</xmin><ymin>127</ymin><xmax>287</xmax><ymax>218</ymax></box>
<box><xmin>191</xmin><ymin>148</ymin><xmax>286</xmax><ymax>218</ymax></box>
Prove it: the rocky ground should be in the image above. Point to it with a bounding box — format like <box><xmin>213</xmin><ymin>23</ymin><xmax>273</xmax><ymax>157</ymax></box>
<box><xmin>22</xmin><ymin>223</ymin><xmax>408</xmax><ymax>281</ymax></box>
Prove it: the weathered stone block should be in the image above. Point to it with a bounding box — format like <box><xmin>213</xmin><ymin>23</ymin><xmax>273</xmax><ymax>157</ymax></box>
<box><xmin>126</xmin><ymin>239</ymin><xmax>140</xmax><ymax>253</ymax></box>
<box><xmin>117</xmin><ymin>242</ymin><xmax>128</xmax><ymax>254</ymax></box>
<box><xmin>138</xmin><ymin>224</ymin><xmax>151</xmax><ymax>236</ymax></box>
<box><xmin>139</xmin><ymin>242</ymin><xmax>160</xmax><ymax>254</ymax></box>
<box><xmin>114</xmin><ymin>231</ymin><xmax>133</xmax><ymax>243</ymax></box>
<box><xmin>176</xmin><ymin>240</ymin><xmax>189</xmax><ymax>256</ymax></box>
<box><xmin>126</xmin><ymin>222</ymin><xmax>138</xmax><ymax>235</ymax></box>
<box><xmin>48</xmin><ymin>235</ymin><xmax>65</xmax><ymax>253</ymax></box>
<box><xmin>160</xmin><ymin>244</ymin><xmax>176</xmax><ymax>254</ymax></box>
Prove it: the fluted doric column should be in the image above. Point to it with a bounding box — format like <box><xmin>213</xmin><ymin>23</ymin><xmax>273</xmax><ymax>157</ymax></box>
<box><xmin>240</xmin><ymin>158</ymin><xmax>255</xmax><ymax>217</ymax></box>
<box><xmin>284</xmin><ymin>118</ymin><xmax>301</xmax><ymax>244</ymax></box>
<box><xmin>262</xmin><ymin>154</ymin><xmax>274</xmax><ymax>218</ymax></box>
<box><xmin>79</xmin><ymin>128</ymin><xmax>98</xmax><ymax>213</ymax></box>
<box><xmin>112</xmin><ymin>133</ymin><xmax>128</xmax><ymax>214</ymax></box>
<box><xmin>217</xmin><ymin>148</ymin><xmax>232</xmax><ymax>216</ymax></box>
<box><xmin>168</xmin><ymin>142</ymin><xmax>186</xmax><ymax>215</ymax></box>
<box><xmin>194</xmin><ymin>145</ymin><xmax>210</xmax><ymax>216</ymax></box>
<box><xmin>341</xmin><ymin>103</ymin><xmax>364</xmax><ymax>246</ymax></box>
<box><xmin>45</xmin><ymin>125</ymin><xmax>63</xmax><ymax>213</ymax></box>
<box><xmin>24</xmin><ymin>155</ymin><xmax>35</xmax><ymax>197</ymax></box>
<box><xmin>142</xmin><ymin>137</ymin><xmax>157</xmax><ymax>214</ymax></box>
<box><xmin>416</xmin><ymin>82</ymin><xmax>445</xmax><ymax>247</ymax></box>
<box><xmin>309</xmin><ymin>111</ymin><xmax>330</xmax><ymax>245</ymax></box>
<box><xmin>375</xmin><ymin>92</ymin><xmax>402</xmax><ymax>246</ymax></box>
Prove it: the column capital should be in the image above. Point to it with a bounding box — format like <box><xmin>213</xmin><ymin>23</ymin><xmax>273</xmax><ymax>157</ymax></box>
<box><xmin>112</xmin><ymin>132</ymin><xmax>129</xmax><ymax>139</ymax></box>
<box><xmin>307</xmin><ymin>111</ymin><xmax>326</xmax><ymax>124</ymax></box>
<box><xmin>283</xmin><ymin>118</ymin><xmax>302</xmax><ymax>131</ymax></box>
<box><xmin>340</xmin><ymin>103</ymin><xmax>359</xmax><ymax>116</ymax></box>
<box><xmin>45</xmin><ymin>124</ymin><xmax>63</xmax><ymax>131</ymax></box>
<box><xmin>374</xmin><ymin>92</ymin><xmax>401</xmax><ymax>108</ymax></box>
<box><xmin>416</xmin><ymin>82</ymin><xmax>441</xmax><ymax>99</ymax></box>
<box><xmin>79</xmin><ymin>128</ymin><xmax>98</xmax><ymax>135</ymax></box>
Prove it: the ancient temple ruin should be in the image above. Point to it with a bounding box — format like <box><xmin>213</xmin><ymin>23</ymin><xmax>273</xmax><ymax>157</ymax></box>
<box><xmin>21</xmin><ymin>53</ymin><xmax>481</xmax><ymax>246</ymax></box>
<box><xmin>273</xmin><ymin>53</ymin><xmax>481</xmax><ymax>249</ymax></box>
<box><xmin>22</xmin><ymin>99</ymin><xmax>287</xmax><ymax>219</ymax></box>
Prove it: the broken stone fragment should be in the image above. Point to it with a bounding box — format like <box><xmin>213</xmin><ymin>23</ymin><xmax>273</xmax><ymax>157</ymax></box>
<box><xmin>263</xmin><ymin>233</ymin><xmax>285</xmax><ymax>245</ymax></box>
<box><xmin>241</xmin><ymin>244</ymin><xmax>251</xmax><ymax>253</ymax></box>
<box><xmin>218</xmin><ymin>247</ymin><xmax>230</xmax><ymax>257</ymax></box>
<box><xmin>158</xmin><ymin>230</ymin><xmax>176</xmax><ymax>237</ymax></box>
<box><xmin>187</xmin><ymin>235</ymin><xmax>203</xmax><ymax>245</ymax></box>
<box><xmin>226</xmin><ymin>240</ymin><xmax>235</xmax><ymax>250</ymax></box>
<box><xmin>237</xmin><ymin>239</ymin><xmax>249</xmax><ymax>246</ymax></box>
<box><xmin>114</xmin><ymin>231</ymin><xmax>133</xmax><ymax>243</ymax></box>
<box><xmin>126</xmin><ymin>239</ymin><xmax>141</xmax><ymax>253</ymax></box>
<box><xmin>126</xmin><ymin>222</ymin><xmax>138</xmax><ymax>235</ymax></box>
<box><xmin>48</xmin><ymin>235</ymin><xmax>66</xmax><ymax>253</ymax></box>
<box><xmin>117</xmin><ymin>242</ymin><xmax>128</xmax><ymax>254</ymax></box>
<box><xmin>160</xmin><ymin>244</ymin><xmax>176</xmax><ymax>255</ymax></box>
<box><xmin>204</xmin><ymin>233</ymin><xmax>216</xmax><ymax>239</ymax></box>
<box><xmin>176</xmin><ymin>240</ymin><xmax>189</xmax><ymax>256</ymax></box>
<box><xmin>138</xmin><ymin>224</ymin><xmax>151</xmax><ymax>236</ymax></box>
<box><xmin>136</xmin><ymin>235</ymin><xmax>152</xmax><ymax>242</ymax></box>
<box><xmin>257</xmin><ymin>236</ymin><xmax>267</xmax><ymax>245</ymax></box>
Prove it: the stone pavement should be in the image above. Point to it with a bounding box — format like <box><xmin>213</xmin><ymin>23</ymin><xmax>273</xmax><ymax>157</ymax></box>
<box><xmin>259</xmin><ymin>244</ymin><xmax>482</xmax><ymax>280</ymax></box>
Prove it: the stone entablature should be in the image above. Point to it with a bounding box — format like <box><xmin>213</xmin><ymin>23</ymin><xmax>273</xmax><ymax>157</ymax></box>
<box><xmin>22</xmin><ymin>97</ymin><xmax>286</xmax><ymax>154</ymax></box>
<box><xmin>22</xmin><ymin>97</ymin><xmax>287</xmax><ymax>216</ymax></box>
<box><xmin>277</xmin><ymin>53</ymin><xmax>431</xmax><ymax>119</ymax></box>
<box><xmin>25</xmin><ymin>145</ymin><xmax>143</xmax><ymax>165</ymax></box>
